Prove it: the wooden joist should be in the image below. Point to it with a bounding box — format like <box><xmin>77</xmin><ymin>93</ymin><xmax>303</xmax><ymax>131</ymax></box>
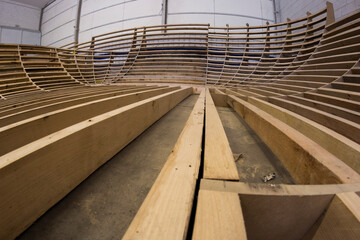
<box><xmin>247</xmin><ymin>96</ymin><xmax>360</xmax><ymax>174</ymax></box>
<box><xmin>226</xmin><ymin>94</ymin><xmax>360</xmax><ymax>184</ymax></box>
<box><xmin>0</xmin><ymin>87</ymin><xmax>180</xmax><ymax>156</ymax></box>
<box><xmin>0</xmin><ymin>87</ymin><xmax>191</xmax><ymax>240</ymax></box>
<box><xmin>123</xmin><ymin>90</ymin><xmax>205</xmax><ymax>240</ymax></box>
<box><xmin>204</xmin><ymin>89</ymin><xmax>239</xmax><ymax>180</ymax></box>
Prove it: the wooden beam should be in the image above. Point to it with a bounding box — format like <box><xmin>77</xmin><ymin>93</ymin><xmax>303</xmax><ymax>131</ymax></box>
<box><xmin>227</xmin><ymin>94</ymin><xmax>360</xmax><ymax>184</ymax></box>
<box><xmin>200</xmin><ymin>179</ymin><xmax>360</xmax><ymax>196</ymax></box>
<box><xmin>0</xmin><ymin>88</ymin><xmax>191</xmax><ymax>240</ymax></box>
<box><xmin>123</xmin><ymin>90</ymin><xmax>205</xmax><ymax>240</ymax></box>
<box><xmin>0</xmin><ymin>87</ymin><xmax>179</xmax><ymax>156</ymax></box>
<box><xmin>269</xmin><ymin>97</ymin><xmax>360</xmax><ymax>144</ymax></box>
<box><xmin>247</xmin><ymin>97</ymin><xmax>360</xmax><ymax>174</ymax></box>
<box><xmin>0</xmin><ymin>86</ymin><xmax>162</xmax><ymax>127</ymax></box>
<box><xmin>204</xmin><ymin>88</ymin><xmax>239</xmax><ymax>180</ymax></box>
<box><xmin>210</xmin><ymin>88</ymin><xmax>228</xmax><ymax>107</ymax></box>
<box><xmin>192</xmin><ymin>189</ymin><xmax>247</xmax><ymax>240</ymax></box>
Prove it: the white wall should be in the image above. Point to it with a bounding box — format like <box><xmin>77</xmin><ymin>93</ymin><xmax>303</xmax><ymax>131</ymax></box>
<box><xmin>276</xmin><ymin>0</ymin><xmax>360</xmax><ymax>23</ymax></box>
<box><xmin>41</xmin><ymin>0</ymin><xmax>275</xmax><ymax>47</ymax></box>
<box><xmin>0</xmin><ymin>0</ymin><xmax>41</xmax><ymax>30</ymax></box>
<box><xmin>0</xmin><ymin>0</ymin><xmax>41</xmax><ymax>45</ymax></box>
<box><xmin>0</xmin><ymin>26</ymin><xmax>40</xmax><ymax>45</ymax></box>
<box><xmin>41</xmin><ymin>0</ymin><xmax>78</xmax><ymax>47</ymax></box>
<box><xmin>79</xmin><ymin>0</ymin><xmax>163</xmax><ymax>44</ymax></box>
<box><xmin>168</xmin><ymin>0</ymin><xmax>274</xmax><ymax>27</ymax></box>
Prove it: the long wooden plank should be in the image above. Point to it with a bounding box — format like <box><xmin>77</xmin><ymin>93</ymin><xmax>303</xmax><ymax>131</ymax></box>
<box><xmin>0</xmin><ymin>86</ymin><xmax>162</xmax><ymax>127</ymax></box>
<box><xmin>200</xmin><ymin>179</ymin><xmax>360</xmax><ymax>196</ymax></box>
<box><xmin>192</xmin><ymin>189</ymin><xmax>247</xmax><ymax>240</ymax></box>
<box><xmin>227</xmin><ymin>94</ymin><xmax>360</xmax><ymax>184</ymax></box>
<box><xmin>123</xmin><ymin>90</ymin><xmax>205</xmax><ymax>240</ymax></box>
<box><xmin>0</xmin><ymin>86</ymin><xmax>179</xmax><ymax>156</ymax></box>
<box><xmin>0</xmin><ymin>88</ymin><xmax>191</xmax><ymax>240</ymax></box>
<box><xmin>247</xmin><ymin>97</ymin><xmax>360</xmax><ymax>174</ymax></box>
<box><xmin>204</xmin><ymin>88</ymin><xmax>239</xmax><ymax>180</ymax></box>
<box><xmin>269</xmin><ymin>96</ymin><xmax>360</xmax><ymax>144</ymax></box>
<box><xmin>0</xmin><ymin>85</ymin><xmax>141</xmax><ymax>115</ymax></box>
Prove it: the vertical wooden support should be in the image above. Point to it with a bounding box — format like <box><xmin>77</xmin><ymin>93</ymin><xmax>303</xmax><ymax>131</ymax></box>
<box><xmin>205</xmin><ymin>23</ymin><xmax>210</xmax><ymax>85</ymax></box>
<box><xmin>326</xmin><ymin>1</ymin><xmax>335</xmax><ymax>26</ymax></box>
<box><xmin>217</xmin><ymin>24</ymin><xmax>229</xmax><ymax>85</ymax></box>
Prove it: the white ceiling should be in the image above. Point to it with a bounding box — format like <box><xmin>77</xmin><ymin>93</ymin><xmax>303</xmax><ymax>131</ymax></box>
<box><xmin>11</xmin><ymin>0</ymin><xmax>52</xmax><ymax>9</ymax></box>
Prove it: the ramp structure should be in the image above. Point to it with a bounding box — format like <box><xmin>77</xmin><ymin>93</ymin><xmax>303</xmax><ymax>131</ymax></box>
<box><xmin>0</xmin><ymin>2</ymin><xmax>359</xmax><ymax>239</ymax></box>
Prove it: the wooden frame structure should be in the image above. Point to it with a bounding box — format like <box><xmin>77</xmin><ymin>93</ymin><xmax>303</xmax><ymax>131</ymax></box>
<box><xmin>0</xmin><ymin>2</ymin><xmax>359</xmax><ymax>239</ymax></box>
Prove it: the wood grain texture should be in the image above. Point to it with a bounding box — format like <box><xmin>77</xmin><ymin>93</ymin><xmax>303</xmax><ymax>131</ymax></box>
<box><xmin>0</xmin><ymin>86</ymin><xmax>178</xmax><ymax>156</ymax></box>
<box><xmin>240</xmin><ymin>193</ymin><xmax>333</xmax><ymax>240</ymax></box>
<box><xmin>123</xmin><ymin>90</ymin><xmax>205</xmax><ymax>240</ymax></box>
<box><xmin>0</xmin><ymin>88</ymin><xmax>191</xmax><ymax>240</ymax></box>
<box><xmin>192</xmin><ymin>189</ymin><xmax>247</xmax><ymax>240</ymax></box>
<box><xmin>248</xmin><ymin>96</ymin><xmax>360</xmax><ymax>174</ymax></box>
<box><xmin>312</xmin><ymin>192</ymin><xmax>360</xmax><ymax>239</ymax></box>
<box><xmin>204</xmin><ymin>88</ymin><xmax>239</xmax><ymax>180</ymax></box>
<box><xmin>227</xmin><ymin>94</ymin><xmax>360</xmax><ymax>184</ymax></box>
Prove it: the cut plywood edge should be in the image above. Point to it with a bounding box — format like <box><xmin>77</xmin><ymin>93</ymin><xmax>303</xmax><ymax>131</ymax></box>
<box><xmin>192</xmin><ymin>189</ymin><xmax>247</xmax><ymax>240</ymax></box>
<box><xmin>199</xmin><ymin>179</ymin><xmax>360</xmax><ymax>240</ymax></box>
<box><xmin>122</xmin><ymin>89</ymin><xmax>205</xmax><ymax>240</ymax></box>
<box><xmin>204</xmin><ymin>88</ymin><xmax>239</xmax><ymax>180</ymax></box>
<box><xmin>312</xmin><ymin>192</ymin><xmax>360</xmax><ymax>239</ymax></box>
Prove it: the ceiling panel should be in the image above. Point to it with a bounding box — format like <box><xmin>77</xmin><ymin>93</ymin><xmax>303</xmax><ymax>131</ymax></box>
<box><xmin>11</xmin><ymin>0</ymin><xmax>52</xmax><ymax>9</ymax></box>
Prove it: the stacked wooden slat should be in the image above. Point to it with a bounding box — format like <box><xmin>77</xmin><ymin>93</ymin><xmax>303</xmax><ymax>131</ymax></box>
<box><xmin>0</xmin><ymin>44</ymin><xmax>39</xmax><ymax>97</ymax></box>
<box><xmin>19</xmin><ymin>45</ymin><xmax>83</xmax><ymax>90</ymax></box>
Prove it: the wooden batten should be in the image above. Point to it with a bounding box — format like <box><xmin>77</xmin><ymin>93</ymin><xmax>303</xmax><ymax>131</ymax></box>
<box><xmin>192</xmin><ymin>189</ymin><xmax>247</xmax><ymax>240</ymax></box>
<box><xmin>123</xmin><ymin>90</ymin><xmax>205</xmax><ymax>240</ymax></box>
<box><xmin>204</xmin><ymin>88</ymin><xmax>239</xmax><ymax>180</ymax></box>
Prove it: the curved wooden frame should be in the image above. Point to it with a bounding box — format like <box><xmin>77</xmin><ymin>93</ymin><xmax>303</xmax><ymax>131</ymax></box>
<box><xmin>0</xmin><ymin>2</ymin><xmax>360</xmax><ymax>239</ymax></box>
